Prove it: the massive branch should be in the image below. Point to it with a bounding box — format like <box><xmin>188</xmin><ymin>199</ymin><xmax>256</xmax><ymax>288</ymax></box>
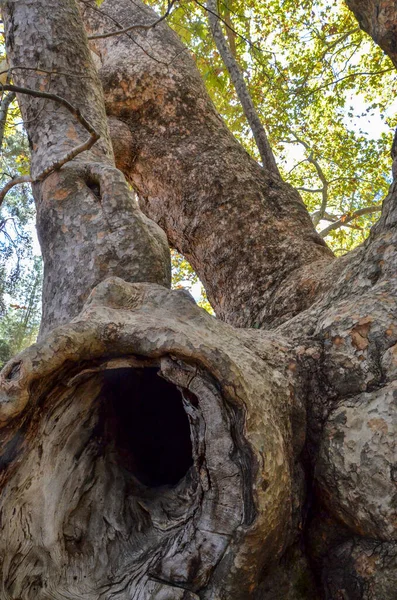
<box><xmin>0</xmin><ymin>1</ymin><xmax>313</xmax><ymax>598</ymax></box>
<box><xmin>80</xmin><ymin>0</ymin><xmax>397</xmax><ymax>595</ymax></box>
<box><xmin>2</xmin><ymin>0</ymin><xmax>170</xmax><ymax>337</ymax></box>
<box><xmin>81</xmin><ymin>0</ymin><xmax>334</xmax><ymax>329</ymax></box>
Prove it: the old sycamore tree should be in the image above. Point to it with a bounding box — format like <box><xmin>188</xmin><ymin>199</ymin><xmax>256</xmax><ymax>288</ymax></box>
<box><xmin>0</xmin><ymin>0</ymin><xmax>396</xmax><ymax>598</ymax></box>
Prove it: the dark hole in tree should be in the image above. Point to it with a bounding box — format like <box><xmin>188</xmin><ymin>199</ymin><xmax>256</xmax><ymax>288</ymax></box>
<box><xmin>102</xmin><ymin>367</ymin><xmax>193</xmax><ymax>487</ymax></box>
<box><xmin>85</xmin><ymin>176</ymin><xmax>101</xmax><ymax>200</ymax></box>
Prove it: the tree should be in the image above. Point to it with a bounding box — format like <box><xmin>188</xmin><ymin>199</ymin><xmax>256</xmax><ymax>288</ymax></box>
<box><xmin>0</xmin><ymin>0</ymin><xmax>396</xmax><ymax>598</ymax></box>
<box><xmin>0</xmin><ymin>256</ymin><xmax>42</xmax><ymax>367</ymax></box>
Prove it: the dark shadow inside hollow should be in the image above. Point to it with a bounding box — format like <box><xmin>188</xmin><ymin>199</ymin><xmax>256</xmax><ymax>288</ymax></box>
<box><xmin>102</xmin><ymin>367</ymin><xmax>193</xmax><ymax>487</ymax></box>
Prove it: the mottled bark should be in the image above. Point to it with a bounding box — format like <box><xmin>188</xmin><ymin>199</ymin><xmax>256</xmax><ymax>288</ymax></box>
<box><xmin>81</xmin><ymin>0</ymin><xmax>334</xmax><ymax>329</ymax></box>
<box><xmin>2</xmin><ymin>0</ymin><xmax>170</xmax><ymax>337</ymax></box>
<box><xmin>81</xmin><ymin>1</ymin><xmax>397</xmax><ymax>596</ymax></box>
<box><xmin>0</xmin><ymin>0</ymin><xmax>396</xmax><ymax>598</ymax></box>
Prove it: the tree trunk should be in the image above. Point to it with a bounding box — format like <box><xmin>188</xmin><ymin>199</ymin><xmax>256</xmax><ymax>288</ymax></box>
<box><xmin>81</xmin><ymin>0</ymin><xmax>334</xmax><ymax>330</ymax></box>
<box><xmin>345</xmin><ymin>0</ymin><xmax>397</xmax><ymax>68</ymax></box>
<box><xmin>2</xmin><ymin>0</ymin><xmax>170</xmax><ymax>338</ymax></box>
<box><xmin>0</xmin><ymin>1</ymin><xmax>396</xmax><ymax>599</ymax></box>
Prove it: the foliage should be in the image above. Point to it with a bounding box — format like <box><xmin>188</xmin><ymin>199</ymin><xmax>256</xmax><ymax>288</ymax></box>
<box><xmin>0</xmin><ymin>256</ymin><xmax>42</xmax><ymax>368</ymax></box>
<box><xmin>0</xmin><ymin>71</ymin><xmax>41</xmax><ymax>352</ymax></box>
<box><xmin>171</xmin><ymin>249</ymin><xmax>214</xmax><ymax>313</ymax></box>
<box><xmin>0</xmin><ymin>119</ymin><xmax>35</xmax><ymax>313</ymax></box>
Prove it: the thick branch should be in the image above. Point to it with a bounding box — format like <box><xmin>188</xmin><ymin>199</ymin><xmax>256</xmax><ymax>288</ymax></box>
<box><xmin>3</xmin><ymin>0</ymin><xmax>170</xmax><ymax>335</ymax></box>
<box><xmin>83</xmin><ymin>0</ymin><xmax>334</xmax><ymax>329</ymax></box>
<box><xmin>206</xmin><ymin>0</ymin><xmax>280</xmax><ymax>175</ymax></box>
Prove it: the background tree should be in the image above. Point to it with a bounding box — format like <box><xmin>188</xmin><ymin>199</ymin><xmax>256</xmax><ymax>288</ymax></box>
<box><xmin>0</xmin><ymin>0</ymin><xmax>396</xmax><ymax>599</ymax></box>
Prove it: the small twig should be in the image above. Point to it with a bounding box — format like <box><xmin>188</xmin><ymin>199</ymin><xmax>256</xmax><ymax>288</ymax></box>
<box><xmin>0</xmin><ymin>175</ymin><xmax>32</xmax><ymax>206</ymax></box>
<box><xmin>0</xmin><ymin>84</ymin><xmax>99</xmax><ymax>207</ymax></box>
<box><xmin>319</xmin><ymin>205</ymin><xmax>382</xmax><ymax>237</ymax></box>
<box><xmin>0</xmin><ymin>66</ymin><xmax>93</xmax><ymax>80</ymax></box>
<box><xmin>296</xmin><ymin>187</ymin><xmax>324</xmax><ymax>193</ymax></box>
<box><xmin>87</xmin><ymin>0</ymin><xmax>176</xmax><ymax>40</ymax></box>
<box><xmin>81</xmin><ymin>0</ymin><xmax>171</xmax><ymax>66</ymax></box>
<box><xmin>0</xmin><ymin>84</ymin><xmax>97</xmax><ymax>136</ymax></box>
<box><xmin>195</xmin><ymin>0</ymin><xmax>273</xmax><ymax>57</ymax></box>
<box><xmin>299</xmin><ymin>67</ymin><xmax>394</xmax><ymax>99</ymax></box>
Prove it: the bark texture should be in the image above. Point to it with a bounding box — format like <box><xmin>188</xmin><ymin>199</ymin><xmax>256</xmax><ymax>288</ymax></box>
<box><xmin>81</xmin><ymin>0</ymin><xmax>334</xmax><ymax>329</ymax></box>
<box><xmin>0</xmin><ymin>278</ymin><xmax>308</xmax><ymax>599</ymax></box>
<box><xmin>80</xmin><ymin>1</ymin><xmax>397</xmax><ymax>595</ymax></box>
<box><xmin>2</xmin><ymin>0</ymin><xmax>170</xmax><ymax>337</ymax></box>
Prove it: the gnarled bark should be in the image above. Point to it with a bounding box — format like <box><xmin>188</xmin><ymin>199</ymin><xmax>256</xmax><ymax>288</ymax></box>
<box><xmin>0</xmin><ymin>278</ymin><xmax>307</xmax><ymax>599</ymax></box>
<box><xmin>80</xmin><ymin>1</ymin><xmax>397</xmax><ymax>596</ymax></box>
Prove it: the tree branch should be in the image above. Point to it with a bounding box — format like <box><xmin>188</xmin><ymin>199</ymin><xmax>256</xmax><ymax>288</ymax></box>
<box><xmin>296</xmin><ymin>187</ymin><xmax>324</xmax><ymax>193</ymax></box>
<box><xmin>0</xmin><ymin>84</ymin><xmax>99</xmax><ymax>207</ymax></box>
<box><xmin>0</xmin><ymin>90</ymin><xmax>15</xmax><ymax>149</ymax></box>
<box><xmin>80</xmin><ymin>0</ymin><xmax>173</xmax><ymax>66</ymax></box>
<box><xmin>319</xmin><ymin>205</ymin><xmax>382</xmax><ymax>237</ymax></box>
<box><xmin>222</xmin><ymin>1</ymin><xmax>237</xmax><ymax>58</ymax></box>
<box><xmin>288</xmin><ymin>131</ymin><xmax>329</xmax><ymax>226</ymax></box>
<box><xmin>206</xmin><ymin>0</ymin><xmax>280</xmax><ymax>176</ymax></box>
<box><xmin>87</xmin><ymin>0</ymin><xmax>177</xmax><ymax>40</ymax></box>
<box><xmin>0</xmin><ymin>175</ymin><xmax>32</xmax><ymax>206</ymax></box>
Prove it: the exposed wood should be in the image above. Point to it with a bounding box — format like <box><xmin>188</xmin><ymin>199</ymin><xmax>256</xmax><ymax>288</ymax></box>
<box><xmin>0</xmin><ymin>278</ymin><xmax>306</xmax><ymax>599</ymax></box>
